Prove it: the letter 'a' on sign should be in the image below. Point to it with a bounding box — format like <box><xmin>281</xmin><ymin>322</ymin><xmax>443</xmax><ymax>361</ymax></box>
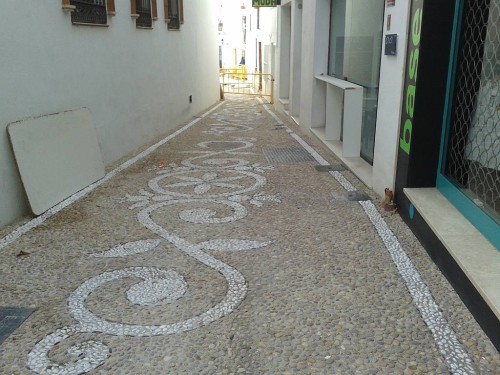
<box><xmin>252</xmin><ymin>0</ymin><xmax>280</xmax><ymax>7</ymax></box>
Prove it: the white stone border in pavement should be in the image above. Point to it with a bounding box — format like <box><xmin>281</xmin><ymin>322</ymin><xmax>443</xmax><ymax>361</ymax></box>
<box><xmin>258</xmin><ymin>98</ymin><xmax>476</xmax><ymax>375</ymax></box>
<box><xmin>0</xmin><ymin>102</ymin><xmax>225</xmax><ymax>252</ymax></box>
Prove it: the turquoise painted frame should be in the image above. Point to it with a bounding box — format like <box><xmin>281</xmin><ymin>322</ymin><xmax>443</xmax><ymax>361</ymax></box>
<box><xmin>437</xmin><ymin>0</ymin><xmax>500</xmax><ymax>250</ymax></box>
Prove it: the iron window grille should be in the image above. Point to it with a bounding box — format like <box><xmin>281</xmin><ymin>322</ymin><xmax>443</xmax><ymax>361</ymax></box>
<box><xmin>168</xmin><ymin>15</ymin><xmax>180</xmax><ymax>29</ymax></box>
<box><xmin>167</xmin><ymin>0</ymin><xmax>180</xmax><ymax>30</ymax></box>
<box><xmin>136</xmin><ymin>0</ymin><xmax>153</xmax><ymax>28</ymax></box>
<box><xmin>70</xmin><ymin>0</ymin><xmax>107</xmax><ymax>25</ymax></box>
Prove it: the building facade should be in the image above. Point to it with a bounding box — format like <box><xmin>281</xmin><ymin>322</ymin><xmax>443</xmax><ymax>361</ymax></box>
<box><xmin>275</xmin><ymin>0</ymin><xmax>411</xmax><ymax>199</ymax></box>
<box><xmin>274</xmin><ymin>0</ymin><xmax>499</xmax><ymax>348</ymax></box>
<box><xmin>0</xmin><ymin>0</ymin><xmax>220</xmax><ymax>228</ymax></box>
<box><xmin>218</xmin><ymin>0</ymin><xmax>277</xmax><ymax>101</ymax></box>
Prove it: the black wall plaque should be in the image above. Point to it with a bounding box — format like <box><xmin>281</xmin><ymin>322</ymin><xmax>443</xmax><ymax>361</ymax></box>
<box><xmin>384</xmin><ymin>34</ymin><xmax>398</xmax><ymax>55</ymax></box>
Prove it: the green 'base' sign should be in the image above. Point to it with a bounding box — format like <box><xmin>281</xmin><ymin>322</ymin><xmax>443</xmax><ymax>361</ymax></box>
<box><xmin>253</xmin><ymin>0</ymin><xmax>280</xmax><ymax>7</ymax></box>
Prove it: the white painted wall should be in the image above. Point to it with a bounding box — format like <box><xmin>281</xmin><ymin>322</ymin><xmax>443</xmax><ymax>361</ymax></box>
<box><xmin>277</xmin><ymin>4</ymin><xmax>291</xmax><ymax>101</ymax></box>
<box><xmin>259</xmin><ymin>6</ymin><xmax>278</xmax><ymax>75</ymax></box>
<box><xmin>0</xmin><ymin>0</ymin><xmax>219</xmax><ymax>228</ymax></box>
<box><xmin>289</xmin><ymin>0</ymin><xmax>303</xmax><ymax>118</ymax></box>
<box><xmin>299</xmin><ymin>0</ymin><xmax>330</xmax><ymax>129</ymax></box>
<box><xmin>372</xmin><ymin>0</ymin><xmax>412</xmax><ymax>196</ymax></box>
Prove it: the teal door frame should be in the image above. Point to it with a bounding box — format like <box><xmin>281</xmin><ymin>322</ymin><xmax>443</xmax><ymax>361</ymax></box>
<box><xmin>437</xmin><ymin>0</ymin><xmax>499</xmax><ymax>250</ymax></box>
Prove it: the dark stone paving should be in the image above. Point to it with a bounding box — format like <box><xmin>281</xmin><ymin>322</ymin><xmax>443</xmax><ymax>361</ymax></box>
<box><xmin>0</xmin><ymin>96</ymin><xmax>498</xmax><ymax>374</ymax></box>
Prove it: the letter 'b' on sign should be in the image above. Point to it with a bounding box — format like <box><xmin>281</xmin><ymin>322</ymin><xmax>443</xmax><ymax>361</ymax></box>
<box><xmin>400</xmin><ymin>119</ymin><xmax>412</xmax><ymax>155</ymax></box>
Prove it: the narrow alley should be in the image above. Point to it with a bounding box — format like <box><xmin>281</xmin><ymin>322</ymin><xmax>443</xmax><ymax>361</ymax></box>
<box><xmin>0</xmin><ymin>96</ymin><xmax>498</xmax><ymax>374</ymax></box>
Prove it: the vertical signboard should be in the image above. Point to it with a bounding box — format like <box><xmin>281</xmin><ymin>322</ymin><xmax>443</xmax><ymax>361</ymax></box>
<box><xmin>396</xmin><ymin>0</ymin><xmax>423</xmax><ymax>179</ymax></box>
<box><xmin>395</xmin><ymin>0</ymin><xmax>455</xmax><ymax>210</ymax></box>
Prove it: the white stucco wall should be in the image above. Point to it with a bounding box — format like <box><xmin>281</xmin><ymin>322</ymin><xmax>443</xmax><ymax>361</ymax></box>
<box><xmin>372</xmin><ymin>1</ymin><xmax>412</xmax><ymax>196</ymax></box>
<box><xmin>0</xmin><ymin>1</ymin><xmax>219</xmax><ymax>228</ymax></box>
<box><xmin>289</xmin><ymin>0</ymin><xmax>303</xmax><ymax>118</ymax></box>
<box><xmin>277</xmin><ymin>3</ymin><xmax>291</xmax><ymax>102</ymax></box>
<box><xmin>258</xmin><ymin>7</ymin><xmax>278</xmax><ymax>76</ymax></box>
<box><xmin>299</xmin><ymin>0</ymin><xmax>329</xmax><ymax>128</ymax></box>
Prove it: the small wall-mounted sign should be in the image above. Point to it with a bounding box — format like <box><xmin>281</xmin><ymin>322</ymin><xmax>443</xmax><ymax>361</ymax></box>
<box><xmin>386</xmin><ymin>0</ymin><xmax>396</xmax><ymax>6</ymax></box>
<box><xmin>384</xmin><ymin>34</ymin><xmax>398</xmax><ymax>55</ymax></box>
<box><xmin>252</xmin><ymin>0</ymin><xmax>280</xmax><ymax>7</ymax></box>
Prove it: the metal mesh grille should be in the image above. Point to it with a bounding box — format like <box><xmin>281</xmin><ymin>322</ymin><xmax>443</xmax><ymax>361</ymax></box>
<box><xmin>0</xmin><ymin>308</ymin><xmax>33</xmax><ymax>345</ymax></box>
<box><xmin>70</xmin><ymin>0</ymin><xmax>107</xmax><ymax>25</ymax></box>
<box><xmin>445</xmin><ymin>0</ymin><xmax>499</xmax><ymax>222</ymax></box>
<box><xmin>136</xmin><ymin>0</ymin><xmax>153</xmax><ymax>28</ymax></box>
<box><xmin>167</xmin><ymin>0</ymin><xmax>180</xmax><ymax>30</ymax></box>
<box><xmin>263</xmin><ymin>148</ymin><xmax>317</xmax><ymax>164</ymax></box>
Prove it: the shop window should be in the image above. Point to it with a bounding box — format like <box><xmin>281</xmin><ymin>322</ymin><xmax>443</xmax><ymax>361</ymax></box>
<box><xmin>328</xmin><ymin>0</ymin><xmax>384</xmax><ymax>163</ymax></box>
<box><xmin>165</xmin><ymin>0</ymin><xmax>184</xmax><ymax>30</ymax></box>
<box><xmin>131</xmin><ymin>0</ymin><xmax>157</xmax><ymax>28</ymax></box>
<box><xmin>65</xmin><ymin>0</ymin><xmax>114</xmax><ymax>25</ymax></box>
<box><xmin>439</xmin><ymin>0</ymin><xmax>500</xmax><ymax>236</ymax></box>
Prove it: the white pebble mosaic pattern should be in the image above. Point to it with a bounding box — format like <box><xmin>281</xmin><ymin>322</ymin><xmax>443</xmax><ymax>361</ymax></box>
<box><xmin>27</xmin><ymin>328</ymin><xmax>110</xmax><ymax>375</ymax></box>
<box><xmin>26</xmin><ymin>104</ymin><xmax>278</xmax><ymax>374</ymax></box>
<box><xmin>259</xmin><ymin>101</ymin><xmax>476</xmax><ymax>375</ymax></box>
<box><xmin>90</xmin><ymin>239</ymin><xmax>161</xmax><ymax>258</ymax></box>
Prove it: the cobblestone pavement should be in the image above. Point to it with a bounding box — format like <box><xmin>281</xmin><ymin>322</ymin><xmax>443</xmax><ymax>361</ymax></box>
<box><xmin>0</xmin><ymin>96</ymin><xmax>498</xmax><ymax>374</ymax></box>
